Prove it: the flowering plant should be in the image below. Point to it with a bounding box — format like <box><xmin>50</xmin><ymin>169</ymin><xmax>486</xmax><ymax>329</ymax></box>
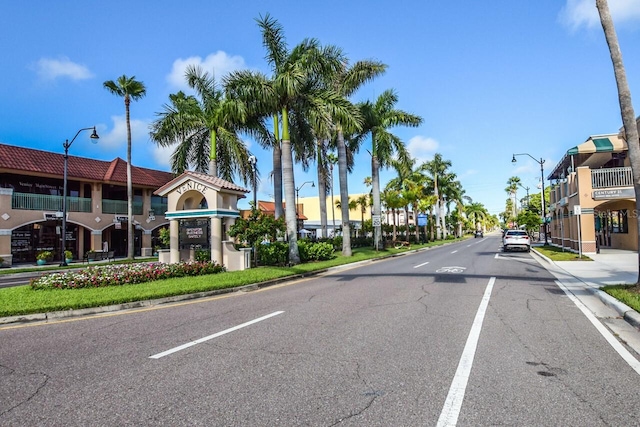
<box><xmin>29</xmin><ymin>261</ymin><xmax>226</xmax><ymax>290</ymax></box>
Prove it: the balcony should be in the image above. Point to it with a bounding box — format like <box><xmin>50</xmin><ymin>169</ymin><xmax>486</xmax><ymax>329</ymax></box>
<box><xmin>591</xmin><ymin>166</ymin><xmax>634</xmax><ymax>189</ymax></box>
<box><xmin>11</xmin><ymin>193</ymin><xmax>92</xmax><ymax>212</ymax></box>
<box><xmin>101</xmin><ymin>199</ymin><xmax>143</xmax><ymax>215</ymax></box>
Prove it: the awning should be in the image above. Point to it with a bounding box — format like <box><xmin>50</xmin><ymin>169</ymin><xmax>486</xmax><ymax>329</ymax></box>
<box><xmin>567</xmin><ymin>134</ymin><xmax>627</xmax><ymax>155</ymax></box>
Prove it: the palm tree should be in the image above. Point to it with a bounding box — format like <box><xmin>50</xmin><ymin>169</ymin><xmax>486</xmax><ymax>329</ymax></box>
<box><xmin>103</xmin><ymin>75</ymin><xmax>146</xmax><ymax>260</ymax></box>
<box><xmin>382</xmin><ymin>187</ymin><xmax>403</xmax><ymax>241</ymax></box>
<box><xmin>423</xmin><ymin>153</ymin><xmax>452</xmax><ymax>240</ymax></box>
<box><xmin>149</xmin><ymin>67</ymin><xmax>254</xmax><ymax>183</ymax></box>
<box><xmin>246</xmin><ymin>14</ymin><xmax>355</xmax><ymax>264</ymax></box>
<box><xmin>352</xmin><ymin>90</ymin><xmax>422</xmax><ymax>249</ymax></box>
<box><xmin>597</xmin><ymin>0</ymin><xmax>640</xmax><ymax>286</ymax></box>
<box><xmin>355</xmin><ymin>194</ymin><xmax>370</xmax><ymax>237</ymax></box>
<box><xmin>330</xmin><ymin>60</ymin><xmax>386</xmax><ymax>256</ymax></box>
<box><xmin>505</xmin><ymin>176</ymin><xmax>521</xmax><ymax>219</ymax></box>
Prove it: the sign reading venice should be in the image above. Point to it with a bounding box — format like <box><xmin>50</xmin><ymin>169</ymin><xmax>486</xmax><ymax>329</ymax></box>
<box><xmin>176</xmin><ymin>180</ymin><xmax>211</xmax><ymax>195</ymax></box>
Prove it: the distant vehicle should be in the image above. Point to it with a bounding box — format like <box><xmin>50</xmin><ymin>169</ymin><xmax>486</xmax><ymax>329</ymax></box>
<box><xmin>474</xmin><ymin>230</ymin><xmax>484</xmax><ymax>238</ymax></box>
<box><xmin>503</xmin><ymin>230</ymin><xmax>531</xmax><ymax>252</ymax></box>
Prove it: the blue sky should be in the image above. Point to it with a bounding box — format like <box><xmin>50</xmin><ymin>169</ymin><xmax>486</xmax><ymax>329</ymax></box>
<box><xmin>1</xmin><ymin>0</ymin><xmax>639</xmax><ymax>214</ymax></box>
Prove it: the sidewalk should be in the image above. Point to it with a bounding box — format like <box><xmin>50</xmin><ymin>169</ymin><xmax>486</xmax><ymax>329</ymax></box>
<box><xmin>532</xmin><ymin>247</ymin><xmax>640</xmax><ymax>354</ymax></box>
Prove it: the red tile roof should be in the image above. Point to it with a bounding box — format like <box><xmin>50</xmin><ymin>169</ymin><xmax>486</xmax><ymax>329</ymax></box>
<box><xmin>0</xmin><ymin>143</ymin><xmax>174</xmax><ymax>188</ymax></box>
<box><xmin>154</xmin><ymin>170</ymin><xmax>249</xmax><ymax>195</ymax></box>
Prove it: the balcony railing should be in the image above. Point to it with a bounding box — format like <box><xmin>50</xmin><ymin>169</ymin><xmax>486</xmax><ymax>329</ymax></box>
<box><xmin>102</xmin><ymin>199</ymin><xmax>143</xmax><ymax>215</ymax></box>
<box><xmin>591</xmin><ymin>166</ymin><xmax>634</xmax><ymax>189</ymax></box>
<box><xmin>11</xmin><ymin>193</ymin><xmax>92</xmax><ymax>212</ymax></box>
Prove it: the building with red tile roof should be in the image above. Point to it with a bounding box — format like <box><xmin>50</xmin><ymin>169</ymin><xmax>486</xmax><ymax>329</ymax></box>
<box><xmin>0</xmin><ymin>143</ymin><xmax>175</xmax><ymax>265</ymax></box>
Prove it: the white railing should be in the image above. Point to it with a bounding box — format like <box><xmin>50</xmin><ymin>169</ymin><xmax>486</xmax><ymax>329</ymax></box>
<box><xmin>591</xmin><ymin>166</ymin><xmax>633</xmax><ymax>189</ymax></box>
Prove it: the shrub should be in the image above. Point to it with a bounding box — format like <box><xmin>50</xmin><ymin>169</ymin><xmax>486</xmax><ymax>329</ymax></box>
<box><xmin>64</xmin><ymin>250</ymin><xmax>73</xmax><ymax>260</ymax></box>
<box><xmin>36</xmin><ymin>251</ymin><xmax>53</xmax><ymax>261</ymax></box>
<box><xmin>195</xmin><ymin>248</ymin><xmax>211</xmax><ymax>262</ymax></box>
<box><xmin>258</xmin><ymin>241</ymin><xmax>288</xmax><ymax>266</ymax></box>
<box><xmin>29</xmin><ymin>261</ymin><xmax>226</xmax><ymax>290</ymax></box>
<box><xmin>298</xmin><ymin>241</ymin><xmax>335</xmax><ymax>262</ymax></box>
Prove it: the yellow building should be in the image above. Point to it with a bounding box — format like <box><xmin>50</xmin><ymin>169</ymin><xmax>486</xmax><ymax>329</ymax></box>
<box><xmin>297</xmin><ymin>193</ymin><xmax>372</xmax><ymax>238</ymax></box>
<box><xmin>547</xmin><ymin>130</ymin><xmax>637</xmax><ymax>253</ymax></box>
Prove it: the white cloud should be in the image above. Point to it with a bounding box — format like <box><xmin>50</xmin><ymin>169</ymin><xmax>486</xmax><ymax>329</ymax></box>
<box><xmin>33</xmin><ymin>56</ymin><xmax>93</xmax><ymax>81</ymax></box>
<box><xmin>97</xmin><ymin>116</ymin><xmax>150</xmax><ymax>152</ymax></box>
<box><xmin>559</xmin><ymin>0</ymin><xmax>640</xmax><ymax>31</ymax></box>
<box><xmin>407</xmin><ymin>135</ymin><xmax>439</xmax><ymax>164</ymax></box>
<box><xmin>151</xmin><ymin>144</ymin><xmax>175</xmax><ymax>168</ymax></box>
<box><xmin>167</xmin><ymin>51</ymin><xmax>247</xmax><ymax>90</ymax></box>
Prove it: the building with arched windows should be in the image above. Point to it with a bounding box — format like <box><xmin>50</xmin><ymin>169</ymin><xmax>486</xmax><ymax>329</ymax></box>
<box><xmin>0</xmin><ymin>143</ymin><xmax>176</xmax><ymax>266</ymax></box>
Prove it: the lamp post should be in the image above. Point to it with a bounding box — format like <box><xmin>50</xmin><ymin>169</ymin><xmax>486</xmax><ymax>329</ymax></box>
<box><xmin>248</xmin><ymin>155</ymin><xmax>258</xmax><ymax>267</ymax></box>
<box><xmin>512</xmin><ymin>153</ymin><xmax>547</xmax><ymax>245</ymax></box>
<box><xmin>295</xmin><ymin>181</ymin><xmax>315</xmax><ymax>231</ymax></box>
<box><xmin>60</xmin><ymin>127</ymin><xmax>99</xmax><ymax>266</ymax></box>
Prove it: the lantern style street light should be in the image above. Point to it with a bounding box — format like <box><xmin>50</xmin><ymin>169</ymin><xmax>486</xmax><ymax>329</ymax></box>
<box><xmin>60</xmin><ymin>127</ymin><xmax>99</xmax><ymax>266</ymax></box>
<box><xmin>512</xmin><ymin>153</ymin><xmax>548</xmax><ymax>245</ymax></box>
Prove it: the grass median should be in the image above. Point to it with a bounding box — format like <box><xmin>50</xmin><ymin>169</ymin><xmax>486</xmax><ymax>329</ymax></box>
<box><xmin>0</xmin><ymin>239</ymin><xmax>464</xmax><ymax>318</ymax></box>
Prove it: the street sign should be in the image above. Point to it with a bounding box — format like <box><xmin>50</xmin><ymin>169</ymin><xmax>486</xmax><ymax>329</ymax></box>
<box><xmin>372</xmin><ymin>215</ymin><xmax>381</xmax><ymax>227</ymax></box>
<box><xmin>574</xmin><ymin>205</ymin><xmax>581</xmax><ymax>215</ymax></box>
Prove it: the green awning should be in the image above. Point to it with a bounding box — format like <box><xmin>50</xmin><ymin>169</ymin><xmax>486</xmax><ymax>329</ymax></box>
<box><xmin>567</xmin><ymin>135</ymin><xmax>626</xmax><ymax>155</ymax></box>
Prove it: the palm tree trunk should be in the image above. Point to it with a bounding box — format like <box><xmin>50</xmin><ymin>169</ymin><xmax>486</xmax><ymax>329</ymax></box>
<box><xmin>372</xmin><ymin>155</ymin><xmax>382</xmax><ymax>250</ymax></box>
<box><xmin>125</xmin><ymin>98</ymin><xmax>134</xmax><ymax>260</ymax></box>
<box><xmin>273</xmin><ymin>114</ymin><xmax>284</xmax><ymax>219</ymax></box>
<box><xmin>281</xmin><ymin>109</ymin><xmax>300</xmax><ymax>264</ymax></box>
<box><xmin>317</xmin><ymin>146</ymin><xmax>328</xmax><ymax>238</ymax></box>
<box><xmin>337</xmin><ymin>130</ymin><xmax>352</xmax><ymax>256</ymax></box>
<box><xmin>597</xmin><ymin>0</ymin><xmax>640</xmax><ymax>285</ymax></box>
<box><xmin>208</xmin><ymin>129</ymin><xmax>217</xmax><ymax>177</ymax></box>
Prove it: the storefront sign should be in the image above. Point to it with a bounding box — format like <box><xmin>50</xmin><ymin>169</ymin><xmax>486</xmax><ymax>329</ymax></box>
<box><xmin>593</xmin><ymin>188</ymin><xmax>635</xmax><ymax>200</ymax></box>
<box><xmin>175</xmin><ymin>180</ymin><xmax>212</xmax><ymax>195</ymax></box>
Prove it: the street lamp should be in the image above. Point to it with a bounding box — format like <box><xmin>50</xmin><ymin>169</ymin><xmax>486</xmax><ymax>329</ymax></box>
<box><xmin>60</xmin><ymin>127</ymin><xmax>99</xmax><ymax>266</ymax></box>
<box><xmin>512</xmin><ymin>153</ymin><xmax>547</xmax><ymax>245</ymax></box>
<box><xmin>248</xmin><ymin>155</ymin><xmax>258</xmax><ymax>267</ymax></box>
<box><xmin>295</xmin><ymin>181</ymin><xmax>315</xmax><ymax>228</ymax></box>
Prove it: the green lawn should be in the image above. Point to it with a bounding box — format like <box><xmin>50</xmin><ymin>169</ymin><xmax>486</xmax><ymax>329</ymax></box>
<box><xmin>533</xmin><ymin>245</ymin><xmax>592</xmax><ymax>261</ymax></box>
<box><xmin>0</xmin><ymin>239</ymin><xmax>463</xmax><ymax>318</ymax></box>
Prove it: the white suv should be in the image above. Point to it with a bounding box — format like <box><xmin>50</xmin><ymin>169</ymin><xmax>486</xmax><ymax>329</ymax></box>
<box><xmin>503</xmin><ymin>230</ymin><xmax>531</xmax><ymax>252</ymax></box>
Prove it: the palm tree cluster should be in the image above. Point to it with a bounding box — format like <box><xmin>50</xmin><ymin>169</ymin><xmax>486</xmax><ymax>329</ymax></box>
<box><xmin>380</xmin><ymin>153</ymin><xmax>496</xmax><ymax>243</ymax></box>
<box><xmin>106</xmin><ymin>14</ymin><xmax>495</xmax><ymax>265</ymax></box>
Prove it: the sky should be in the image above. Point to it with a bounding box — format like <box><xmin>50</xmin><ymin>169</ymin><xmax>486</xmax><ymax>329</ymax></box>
<box><xmin>1</xmin><ymin>0</ymin><xmax>640</xmax><ymax>215</ymax></box>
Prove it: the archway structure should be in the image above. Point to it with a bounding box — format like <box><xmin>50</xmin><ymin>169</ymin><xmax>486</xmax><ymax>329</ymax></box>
<box><xmin>154</xmin><ymin>171</ymin><xmax>249</xmax><ymax>268</ymax></box>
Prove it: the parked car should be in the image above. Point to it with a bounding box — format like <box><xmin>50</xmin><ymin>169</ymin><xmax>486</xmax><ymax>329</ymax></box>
<box><xmin>474</xmin><ymin>230</ymin><xmax>484</xmax><ymax>238</ymax></box>
<box><xmin>502</xmin><ymin>229</ymin><xmax>531</xmax><ymax>252</ymax></box>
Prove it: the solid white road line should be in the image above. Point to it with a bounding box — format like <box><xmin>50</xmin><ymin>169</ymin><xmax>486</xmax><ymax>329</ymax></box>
<box><xmin>437</xmin><ymin>277</ymin><xmax>495</xmax><ymax>427</ymax></box>
<box><xmin>555</xmin><ymin>280</ymin><xmax>640</xmax><ymax>375</ymax></box>
<box><xmin>413</xmin><ymin>261</ymin><xmax>430</xmax><ymax>269</ymax></box>
<box><xmin>451</xmin><ymin>250</ymin><xmax>458</xmax><ymax>254</ymax></box>
<box><xmin>149</xmin><ymin>311</ymin><xmax>284</xmax><ymax>359</ymax></box>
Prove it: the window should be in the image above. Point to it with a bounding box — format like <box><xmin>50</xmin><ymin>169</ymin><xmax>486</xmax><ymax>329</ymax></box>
<box><xmin>608</xmin><ymin>209</ymin><xmax>628</xmax><ymax>234</ymax></box>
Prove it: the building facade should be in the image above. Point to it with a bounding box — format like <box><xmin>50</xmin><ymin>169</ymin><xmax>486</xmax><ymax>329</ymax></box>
<box><xmin>547</xmin><ymin>132</ymin><xmax>637</xmax><ymax>254</ymax></box>
<box><xmin>0</xmin><ymin>143</ymin><xmax>174</xmax><ymax>266</ymax></box>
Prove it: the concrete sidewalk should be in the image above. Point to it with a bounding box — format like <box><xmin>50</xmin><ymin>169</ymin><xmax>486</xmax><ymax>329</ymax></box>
<box><xmin>532</xmin><ymin>247</ymin><xmax>640</xmax><ymax>355</ymax></box>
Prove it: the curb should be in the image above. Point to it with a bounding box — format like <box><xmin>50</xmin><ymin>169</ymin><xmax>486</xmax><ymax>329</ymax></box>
<box><xmin>531</xmin><ymin>248</ymin><xmax>640</xmax><ymax>330</ymax></box>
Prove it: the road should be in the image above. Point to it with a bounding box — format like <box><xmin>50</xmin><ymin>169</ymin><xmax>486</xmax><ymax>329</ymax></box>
<box><xmin>1</xmin><ymin>235</ymin><xmax>639</xmax><ymax>426</ymax></box>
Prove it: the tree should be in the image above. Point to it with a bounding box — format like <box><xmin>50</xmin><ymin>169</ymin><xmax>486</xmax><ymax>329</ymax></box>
<box><xmin>150</xmin><ymin>66</ymin><xmax>254</xmax><ymax>183</ymax></box>
<box><xmin>596</xmin><ymin>0</ymin><xmax>640</xmax><ymax>286</ymax></box>
<box><xmin>103</xmin><ymin>75</ymin><xmax>146</xmax><ymax>260</ymax></box>
<box><xmin>330</xmin><ymin>59</ymin><xmax>386</xmax><ymax>256</ymax></box>
<box><xmin>353</xmin><ymin>90</ymin><xmax>422</xmax><ymax>249</ymax></box>
<box><xmin>246</xmin><ymin>14</ymin><xmax>355</xmax><ymax>264</ymax></box>
<box><xmin>423</xmin><ymin>153</ymin><xmax>452</xmax><ymax>239</ymax></box>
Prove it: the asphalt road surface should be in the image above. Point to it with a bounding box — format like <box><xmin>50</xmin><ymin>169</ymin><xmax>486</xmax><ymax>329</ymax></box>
<box><xmin>1</xmin><ymin>235</ymin><xmax>639</xmax><ymax>426</ymax></box>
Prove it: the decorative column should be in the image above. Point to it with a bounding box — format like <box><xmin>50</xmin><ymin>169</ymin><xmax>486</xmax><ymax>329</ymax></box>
<box><xmin>211</xmin><ymin>217</ymin><xmax>222</xmax><ymax>265</ymax></box>
<box><xmin>170</xmin><ymin>219</ymin><xmax>180</xmax><ymax>263</ymax></box>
